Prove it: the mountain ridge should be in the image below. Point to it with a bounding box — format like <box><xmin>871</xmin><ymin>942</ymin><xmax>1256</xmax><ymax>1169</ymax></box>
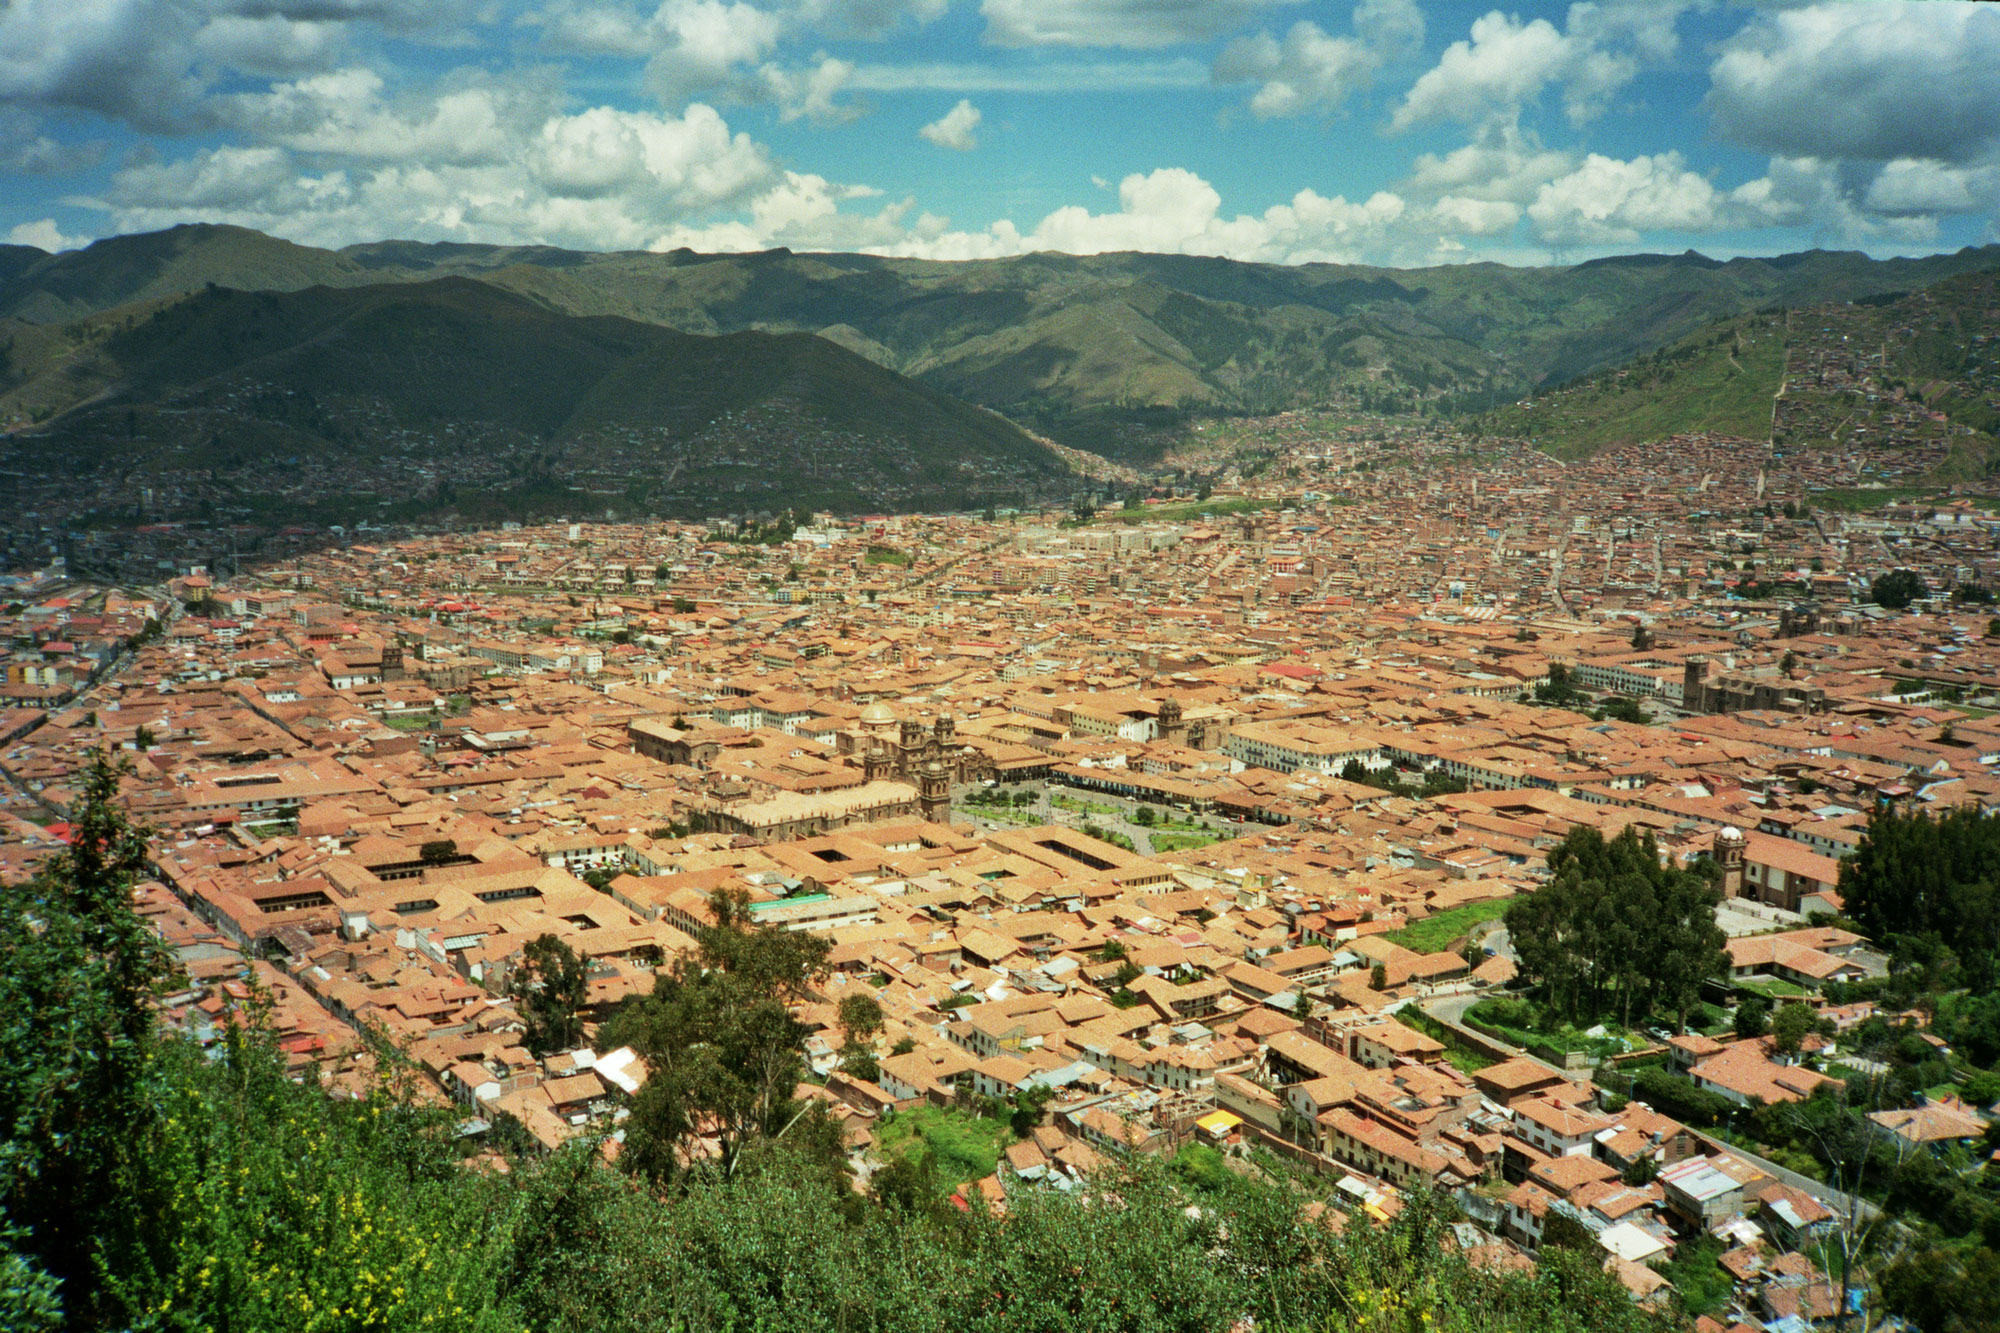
<box><xmin>7</xmin><ymin>225</ymin><xmax>1997</xmax><ymax>459</ymax></box>
<box><xmin>2</xmin><ymin>275</ymin><xmax>1068</xmax><ymax>525</ymax></box>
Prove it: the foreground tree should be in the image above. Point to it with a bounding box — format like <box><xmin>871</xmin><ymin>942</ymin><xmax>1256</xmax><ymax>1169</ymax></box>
<box><xmin>602</xmin><ymin>889</ymin><xmax>831</xmax><ymax>1184</ymax></box>
<box><xmin>0</xmin><ymin>750</ymin><xmax>172</xmax><ymax>1328</ymax></box>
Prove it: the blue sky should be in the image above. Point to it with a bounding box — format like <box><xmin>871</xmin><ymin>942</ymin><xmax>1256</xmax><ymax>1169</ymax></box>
<box><xmin>2</xmin><ymin>0</ymin><xmax>1997</xmax><ymax>266</ymax></box>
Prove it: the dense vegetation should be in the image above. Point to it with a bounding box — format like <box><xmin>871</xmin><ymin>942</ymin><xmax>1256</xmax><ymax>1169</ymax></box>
<box><xmin>1</xmin><ymin>752</ymin><xmax>1684</xmax><ymax>1332</ymax></box>
<box><xmin>1841</xmin><ymin>803</ymin><xmax>2000</xmax><ymax>992</ymax></box>
<box><xmin>1504</xmin><ymin>825</ymin><xmax>1729</xmax><ymax>1028</ymax></box>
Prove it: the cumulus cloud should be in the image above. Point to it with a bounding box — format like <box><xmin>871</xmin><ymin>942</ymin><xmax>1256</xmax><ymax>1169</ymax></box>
<box><xmin>1864</xmin><ymin>159</ymin><xmax>1997</xmax><ymax>218</ymax></box>
<box><xmin>919</xmin><ymin>99</ymin><xmax>980</xmax><ymax>150</ymax></box>
<box><xmin>1708</xmin><ymin>2</ymin><xmax>2000</xmax><ymax>166</ymax></box>
<box><xmin>89</xmin><ymin>99</ymin><xmax>775</xmax><ymax>252</ymax></box>
<box><xmin>0</xmin><ymin>0</ymin><xmax>477</xmax><ymax>133</ymax></box>
<box><xmin>1214</xmin><ymin>0</ymin><xmax>1421</xmax><ymax>119</ymax></box>
<box><xmin>1391</xmin><ymin>3</ymin><xmax>1681</xmax><ymax>133</ymax></box>
<box><xmin>1525</xmin><ymin>151</ymin><xmax>1727</xmax><ymax>245</ymax></box>
<box><xmin>644</xmin><ymin>0</ymin><xmax>785</xmax><ymax>105</ymax></box>
<box><xmin>869</xmin><ymin>168</ymin><xmax>1421</xmax><ymax>265</ymax></box>
<box><xmin>980</xmin><ymin>0</ymin><xmax>1298</xmax><ymax>50</ymax></box>
<box><xmin>1404</xmin><ymin>126</ymin><xmax>1575</xmax><ymax>204</ymax></box>
<box><xmin>0</xmin><ymin>109</ymin><xmax>104</xmax><ymax>174</ymax></box>
<box><xmin>223</xmin><ymin>68</ymin><xmax>537</xmax><ymax>165</ymax></box>
<box><xmin>7</xmin><ymin>217</ymin><xmax>89</xmax><ymax>251</ymax></box>
<box><xmin>1214</xmin><ymin>21</ymin><xmax>1377</xmax><ymax>119</ymax></box>
<box><xmin>753</xmin><ymin>55</ymin><xmax>861</xmax><ymax>124</ymax></box>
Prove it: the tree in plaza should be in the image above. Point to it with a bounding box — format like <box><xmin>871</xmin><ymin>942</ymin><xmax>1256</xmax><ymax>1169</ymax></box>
<box><xmin>1505</xmin><ymin>825</ymin><xmax>1728</xmax><ymax>1028</ymax></box>
<box><xmin>1532</xmin><ymin>663</ymin><xmax>1587</xmax><ymax>708</ymax></box>
<box><xmin>1870</xmin><ymin>568</ymin><xmax>1926</xmax><ymax>610</ymax></box>
<box><xmin>509</xmin><ymin>933</ymin><xmax>590</xmax><ymax>1057</ymax></box>
<box><xmin>601</xmin><ymin>888</ymin><xmax>831</xmax><ymax>1184</ymax></box>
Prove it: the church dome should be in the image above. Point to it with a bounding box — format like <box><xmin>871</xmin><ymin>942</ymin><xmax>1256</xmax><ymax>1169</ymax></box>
<box><xmin>859</xmin><ymin>702</ymin><xmax>897</xmax><ymax>727</ymax></box>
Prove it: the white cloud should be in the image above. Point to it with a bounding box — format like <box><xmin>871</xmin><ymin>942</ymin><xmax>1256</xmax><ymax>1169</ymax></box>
<box><xmin>1352</xmin><ymin>0</ymin><xmax>1423</xmax><ymax>55</ymax></box>
<box><xmin>90</xmin><ymin>99</ymin><xmax>775</xmax><ymax>253</ymax></box>
<box><xmin>0</xmin><ymin>0</ymin><xmax>478</xmax><ymax>133</ymax></box>
<box><xmin>1708</xmin><ymin>2</ymin><xmax>2000</xmax><ymax>166</ymax></box>
<box><xmin>1214</xmin><ymin>21</ymin><xmax>1376</xmax><ymax>119</ymax></box>
<box><xmin>1391</xmin><ymin>3</ymin><xmax>1684</xmax><ymax>134</ymax></box>
<box><xmin>0</xmin><ymin>109</ymin><xmax>104</xmax><ymax>173</ymax></box>
<box><xmin>1728</xmin><ymin>156</ymin><xmax>1943</xmax><ymax>247</ymax></box>
<box><xmin>1526</xmin><ymin>151</ymin><xmax>1727</xmax><ymax>245</ymax></box>
<box><xmin>7</xmin><ymin>217</ymin><xmax>89</xmax><ymax>251</ymax></box>
<box><xmin>787</xmin><ymin>0</ymin><xmax>946</xmax><ymax>38</ymax></box>
<box><xmin>656</xmin><ymin>170</ymin><xmax>912</xmax><ymax>251</ymax></box>
<box><xmin>979</xmin><ymin>0</ymin><xmax>1298</xmax><ymax>50</ymax></box>
<box><xmin>643</xmin><ymin>0</ymin><xmax>784</xmax><ymax>104</ymax></box>
<box><xmin>849</xmin><ymin>57</ymin><xmax>1207</xmax><ymax>92</ymax></box>
<box><xmin>1430</xmin><ymin>195</ymin><xmax>1519</xmax><ymax>236</ymax></box>
<box><xmin>919</xmin><ymin>98</ymin><xmax>980</xmax><ymax>150</ymax></box>
<box><xmin>1864</xmin><ymin>159</ymin><xmax>1997</xmax><ymax>218</ymax></box>
<box><xmin>754</xmin><ymin>55</ymin><xmax>860</xmax><ymax>124</ymax></box>
<box><xmin>191</xmin><ymin>16</ymin><xmax>347</xmax><ymax>76</ymax></box>
<box><xmin>1213</xmin><ymin>2</ymin><xmax>1422</xmax><ymax>120</ymax></box>
<box><xmin>1403</xmin><ymin>125</ymin><xmax>1574</xmax><ymax>204</ymax></box>
<box><xmin>224</xmin><ymin>68</ymin><xmax>534</xmax><ymax>166</ymax></box>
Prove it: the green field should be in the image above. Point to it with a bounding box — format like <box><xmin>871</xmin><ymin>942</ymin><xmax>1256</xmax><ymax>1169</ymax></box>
<box><xmin>1151</xmin><ymin>831</ymin><xmax>1224</xmax><ymax>853</ymax></box>
<box><xmin>1396</xmin><ymin>1009</ymin><xmax>1498</xmax><ymax>1074</ymax></box>
<box><xmin>874</xmin><ymin>1105</ymin><xmax>1012</xmax><ymax>1192</ymax></box>
<box><xmin>1382</xmin><ymin>900</ymin><xmax>1509</xmax><ymax>955</ymax></box>
<box><xmin>1100</xmin><ymin>496</ymin><xmax>1281</xmax><ymax>525</ymax></box>
<box><xmin>1484</xmin><ymin>318</ymin><xmax>1785</xmax><ymax>459</ymax></box>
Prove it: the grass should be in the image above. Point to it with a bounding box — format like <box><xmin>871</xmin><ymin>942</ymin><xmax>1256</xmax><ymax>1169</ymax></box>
<box><xmin>1396</xmin><ymin>1008</ymin><xmax>1498</xmax><ymax>1074</ymax></box>
<box><xmin>1151</xmin><ymin>832</ymin><xmax>1224</xmax><ymax>853</ymax></box>
<box><xmin>1050</xmin><ymin>793</ymin><xmax>1125</xmax><ymax>819</ymax></box>
<box><xmin>378</xmin><ymin>711</ymin><xmax>437</xmax><ymax>731</ymax></box>
<box><xmin>1736</xmin><ymin>977</ymin><xmax>1811</xmax><ymax>1000</ymax></box>
<box><xmin>1652</xmin><ymin>1234</ymin><xmax>1732</xmax><ymax>1319</ymax></box>
<box><xmin>1465</xmin><ymin>997</ymin><xmax>1640</xmax><ymax>1061</ymax></box>
<box><xmin>874</xmin><ymin>1105</ymin><xmax>1012</xmax><ymax>1192</ymax></box>
<box><xmin>1807</xmin><ymin>485</ymin><xmax>1944</xmax><ymax>512</ymax></box>
<box><xmin>1099</xmin><ymin>495</ymin><xmax>1282</xmax><ymax>525</ymax></box>
<box><xmin>1487</xmin><ymin>318</ymin><xmax>1785</xmax><ymax>460</ymax></box>
<box><xmin>864</xmin><ymin>545</ymin><xmax>911</xmax><ymax>567</ymax></box>
<box><xmin>954</xmin><ymin>805</ymin><xmax>1039</xmax><ymax>825</ymax></box>
<box><xmin>1382</xmin><ymin>900</ymin><xmax>1508</xmax><ymax>955</ymax></box>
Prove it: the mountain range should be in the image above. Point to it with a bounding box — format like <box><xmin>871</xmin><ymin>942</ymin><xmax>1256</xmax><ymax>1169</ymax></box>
<box><xmin>6</xmin><ymin>225</ymin><xmax>1999</xmax><ymax>460</ymax></box>
<box><xmin>1</xmin><ymin>276</ymin><xmax>1064</xmax><ymax>526</ymax></box>
<box><xmin>5</xmin><ymin>224</ymin><xmax>2000</xmax><ymax>527</ymax></box>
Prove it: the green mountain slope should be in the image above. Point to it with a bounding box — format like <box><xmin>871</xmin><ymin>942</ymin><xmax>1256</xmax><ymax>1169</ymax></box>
<box><xmin>1</xmin><ymin>277</ymin><xmax>1066</xmax><ymax>524</ymax></box>
<box><xmin>1478</xmin><ymin>270</ymin><xmax>2000</xmax><ymax>476</ymax></box>
<box><xmin>4</xmin><ymin>226</ymin><xmax>1998</xmax><ymax>461</ymax></box>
